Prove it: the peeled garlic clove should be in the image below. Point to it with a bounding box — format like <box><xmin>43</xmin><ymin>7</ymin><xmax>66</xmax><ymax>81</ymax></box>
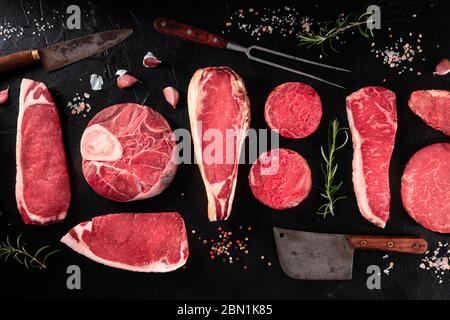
<box><xmin>143</xmin><ymin>51</ymin><xmax>161</xmax><ymax>68</ymax></box>
<box><xmin>90</xmin><ymin>74</ymin><xmax>104</xmax><ymax>91</ymax></box>
<box><xmin>163</xmin><ymin>86</ymin><xmax>179</xmax><ymax>108</ymax></box>
<box><xmin>0</xmin><ymin>87</ymin><xmax>9</xmax><ymax>104</ymax></box>
<box><xmin>433</xmin><ymin>58</ymin><xmax>450</xmax><ymax>76</ymax></box>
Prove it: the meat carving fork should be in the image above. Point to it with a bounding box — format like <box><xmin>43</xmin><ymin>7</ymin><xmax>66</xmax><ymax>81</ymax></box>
<box><xmin>153</xmin><ymin>18</ymin><xmax>350</xmax><ymax>89</ymax></box>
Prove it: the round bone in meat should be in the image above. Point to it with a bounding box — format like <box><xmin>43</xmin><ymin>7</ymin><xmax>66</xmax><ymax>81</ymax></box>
<box><xmin>81</xmin><ymin>103</ymin><xmax>177</xmax><ymax>202</ymax></box>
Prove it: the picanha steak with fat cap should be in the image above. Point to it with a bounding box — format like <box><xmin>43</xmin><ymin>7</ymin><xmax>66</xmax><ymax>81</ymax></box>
<box><xmin>346</xmin><ymin>86</ymin><xmax>397</xmax><ymax>228</ymax></box>
<box><xmin>188</xmin><ymin>67</ymin><xmax>250</xmax><ymax>221</ymax></box>
<box><xmin>16</xmin><ymin>79</ymin><xmax>70</xmax><ymax>225</ymax></box>
<box><xmin>408</xmin><ymin>90</ymin><xmax>450</xmax><ymax>136</ymax></box>
<box><xmin>61</xmin><ymin>212</ymin><xmax>188</xmax><ymax>272</ymax></box>
<box><xmin>81</xmin><ymin>103</ymin><xmax>177</xmax><ymax>202</ymax></box>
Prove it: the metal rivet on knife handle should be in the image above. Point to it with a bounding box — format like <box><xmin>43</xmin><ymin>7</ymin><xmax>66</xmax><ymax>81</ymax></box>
<box><xmin>412</xmin><ymin>242</ymin><xmax>420</xmax><ymax>250</ymax></box>
<box><xmin>387</xmin><ymin>241</ymin><xmax>394</xmax><ymax>248</ymax></box>
<box><xmin>360</xmin><ymin>240</ymin><xmax>367</xmax><ymax>247</ymax></box>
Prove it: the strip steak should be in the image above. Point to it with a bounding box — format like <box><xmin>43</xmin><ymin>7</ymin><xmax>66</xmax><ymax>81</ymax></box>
<box><xmin>16</xmin><ymin>79</ymin><xmax>70</xmax><ymax>225</ymax></box>
<box><xmin>346</xmin><ymin>86</ymin><xmax>397</xmax><ymax>228</ymax></box>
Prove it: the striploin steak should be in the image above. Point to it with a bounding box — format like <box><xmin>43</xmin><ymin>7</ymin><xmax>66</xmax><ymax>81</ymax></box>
<box><xmin>61</xmin><ymin>212</ymin><xmax>189</xmax><ymax>272</ymax></box>
<box><xmin>401</xmin><ymin>143</ymin><xmax>450</xmax><ymax>233</ymax></box>
<box><xmin>16</xmin><ymin>79</ymin><xmax>70</xmax><ymax>225</ymax></box>
<box><xmin>188</xmin><ymin>67</ymin><xmax>250</xmax><ymax>221</ymax></box>
<box><xmin>408</xmin><ymin>90</ymin><xmax>450</xmax><ymax>136</ymax></box>
<box><xmin>346</xmin><ymin>86</ymin><xmax>397</xmax><ymax>228</ymax></box>
<box><xmin>81</xmin><ymin>103</ymin><xmax>177</xmax><ymax>202</ymax></box>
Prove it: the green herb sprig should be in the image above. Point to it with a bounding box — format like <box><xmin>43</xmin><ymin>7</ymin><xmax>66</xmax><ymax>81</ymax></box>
<box><xmin>0</xmin><ymin>234</ymin><xmax>59</xmax><ymax>269</ymax></box>
<box><xmin>298</xmin><ymin>13</ymin><xmax>375</xmax><ymax>53</ymax></box>
<box><xmin>317</xmin><ymin>119</ymin><xmax>349</xmax><ymax>218</ymax></box>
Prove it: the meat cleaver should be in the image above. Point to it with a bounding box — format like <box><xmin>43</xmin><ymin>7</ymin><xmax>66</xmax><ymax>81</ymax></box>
<box><xmin>273</xmin><ymin>227</ymin><xmax>428</xmax><ymax>280</ymax></box>
<box><xmin>0</xmin><ymin>29</ymin><xmax>132</xmax><ymax>74</ymax></box>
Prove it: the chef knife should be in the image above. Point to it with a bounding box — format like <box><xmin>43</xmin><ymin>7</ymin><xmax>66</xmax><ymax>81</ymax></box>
<box><xmin>0</xmin><ymin>29</ymin><xmax>132</xmax><ymax>74</ymax></box>
<box><xmin>273</xmin><ymin>227</ymin><xmax>428</xmax><ymax>280</ymax></box>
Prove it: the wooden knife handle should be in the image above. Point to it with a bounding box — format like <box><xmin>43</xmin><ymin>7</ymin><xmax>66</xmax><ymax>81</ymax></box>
<box><xmin>346</xmin><ymin>235</ymin><xmax>428</xmax><ymax>254</ymax></box>
<box><xmin>153</xmin><ymin>17</ymin><xmax>228</xmax><ymax>49</ymax></box>
<box><xmin>0</xmin><ymin>50</ymin><xmax>40</xmax><ymax>74</ymax></box>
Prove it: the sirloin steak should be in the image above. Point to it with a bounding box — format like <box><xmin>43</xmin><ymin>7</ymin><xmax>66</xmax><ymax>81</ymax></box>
<box><xmin>81</xmin><ymin>103</ymin><xmax>177</xmax><ymax>202</ymax></box>
<box><xmin>188</xmin><ymin>67</ymin><xmax>250</xmax><ymax>221</ymax></box>
<box><xmin>61</xmin><ymin>212</ymin><xmax>188</xmax><ymax>272</ymax></box>
<box><xmin>408</xmin><ymin>90</ymin><xmax>450</xmax><ymax>136</ymax></box>
<box><xmin>249</xmin><ymin>148</ymin><xmax>312</xmax><ymax>210</ymax></box>
<box><xmin>264</xmin><ymin>82</ymin><xmax>322</xmax><ymax>139</ymax></box>
<box><xmin>401</xmin><ymin>143</ymin><xmax>450</xmax><ymax>233</ymax></box>
<box><xmin>346</xmin><ymin>87</ymin><xmax>397</xmax><ymax>228</ymax></box>
<box><xmin>16</xmin><ymin>79</ymin><xmax>70</xmax><ymax>225</ymax></box>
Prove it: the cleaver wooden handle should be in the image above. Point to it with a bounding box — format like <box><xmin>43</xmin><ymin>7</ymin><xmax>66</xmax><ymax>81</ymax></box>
<box><xmin>0</xmin><ymin>50</ymin><xmax>40</xmax><ymax>74</ymax></box>
<box><xmin>346</xmin><ymin>235</ymin><xmax>428</xmax><ymax>254</ymax></box>
<box><xmin>153</xmin><ymin>17</ymin><xmax>228</xmax><ymax>49</ymax></box>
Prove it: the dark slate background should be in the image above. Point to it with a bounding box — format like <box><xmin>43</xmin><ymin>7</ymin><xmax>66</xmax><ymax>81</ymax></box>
<box><xmin>0</xmin><ymin>0</ymin><xmax>449</xmax><ymax>300</ymax></box>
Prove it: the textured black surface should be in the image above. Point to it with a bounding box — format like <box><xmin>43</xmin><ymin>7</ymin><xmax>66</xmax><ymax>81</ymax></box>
<box><xmin>0</xmin><ymin>0</ymin><xmax>449</xmax><ymax>300</ymax></box>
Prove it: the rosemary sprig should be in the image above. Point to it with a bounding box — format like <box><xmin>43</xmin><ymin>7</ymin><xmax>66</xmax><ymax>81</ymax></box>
<box><xmin>298</xmin><ymin>13</ymin><xmax>375</xmax><ymax>52</ymax></box>
<box><xmin>317</xmin><ymin>119</ymin><xmax>349</xmax><ymax>218</ymax></box>
<box><xmin>0</xmin><ymin>234</ymin><xmax>59</xmax><ymax>269</ymax></box>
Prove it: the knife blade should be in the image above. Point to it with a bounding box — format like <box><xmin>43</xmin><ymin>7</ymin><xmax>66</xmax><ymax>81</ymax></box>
<box><xmin>273</xmin><ymin>227</ymin><xmax>428</xmax><ymax>280</ymax></box>
<box><xmin>0</xmin><ymin>29</ymin><xmax>132</xmax><ymax>74</ymax></box>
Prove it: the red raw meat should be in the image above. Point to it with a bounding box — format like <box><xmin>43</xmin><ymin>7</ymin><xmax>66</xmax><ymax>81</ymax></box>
<box><xmin>408</xmin><ymin>90</ymin><xmax>450</xmax><ymax>136</ymax></box>
<box><xmin>346</xmin><ymin>86</ymin><xmax>397</xmax><ymax>228</ymax></box>
<box><xmin>81</xmin><ymin>103</ymin><xmax>177</xmax><ymax>202</ymax></box>
<box><xmin>188</xmin><ymin>67</ymin><xmax>250</xmax><ymax>221</ymax></box>
<box><xmin>401</xmin><ymin>143</ymin><xmax>450</xmax><ymax>233</ymax></box>
<box><xmin>249</xmin><ymin>148</ymin><xmax>312</xmax><ymax>210</ymax></box>
<box><xmin>16</xmin><ymin>79</ymin><xmax>70</xmax><ymax>225</ymax></box>
<box><xmin>264</xmin><ymin>82</ymin><xmax>322</xmax><ymax>138</ymax></box>
<box><xmin>61</xmin><ymin>212</ymin><xmax>189</xmax><ymax>272</ymax></box>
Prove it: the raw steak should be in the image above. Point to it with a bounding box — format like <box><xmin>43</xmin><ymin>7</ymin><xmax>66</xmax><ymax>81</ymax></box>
<box><xmin>401</xmin><ymin>143</ymin><xmax>450</xmax><ymax>233</ymax></box>
<box><xmin>249</xmin><ymin>148</ymin><xmax>312</xmax><ymax>210</ymax></box>
<box><xmin>188</xmin><ymin>67</ymin><xmax>250</xmax><ymax>221</ymax></box>
<box><xmin>81</xmin><ymin>103</ymin><xmax>177</xmax><ymax>202</ymax></box>
<box><xmin>61</xmin><ymin>212</ymin><xmax>188</xmax><ymax>272</ymax></box>
<box><xmin>264</xmin><ymin>82</ymin><xmax>322</xmax><ymax>139</ymax></box>
<box><xmin>16</xmin><ymin>79</ymin><xmax>70</xmax><ymax>225</ymax></box>
<box><xmin>346</xmin><ymin>86</ymin><xmax>397</xmax><ymax>228</ymax></box>
<box><xmin>408</xmin><ymin>90</ymin><xmax>450</xmax><ymax>136</ymax></box>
